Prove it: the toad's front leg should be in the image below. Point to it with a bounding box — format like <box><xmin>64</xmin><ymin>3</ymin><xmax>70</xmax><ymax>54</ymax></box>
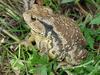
<box><xmin>20</xmin><ymin>31</ymin><xmax>36</xmax><ymax>46</ymax></box>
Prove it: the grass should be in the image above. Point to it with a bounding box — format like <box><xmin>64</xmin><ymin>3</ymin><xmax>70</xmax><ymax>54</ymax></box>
<box><xmin>0</xmin><ymin>0</ymin><xmax>100</xmax><ymax>75</ymax></box>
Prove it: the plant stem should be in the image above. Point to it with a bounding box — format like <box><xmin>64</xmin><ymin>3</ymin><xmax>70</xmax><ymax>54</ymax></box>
<box><xmin>0</xmin><ymin>27</ymin><xmax>20</xmax><ymax>42</ymax></box>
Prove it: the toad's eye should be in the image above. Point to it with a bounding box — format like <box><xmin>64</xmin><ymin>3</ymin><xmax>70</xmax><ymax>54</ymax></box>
<box><xmin>31</xmin><ymin>16</ymin><xmax>36</xmax><ymax>21</ymax></box>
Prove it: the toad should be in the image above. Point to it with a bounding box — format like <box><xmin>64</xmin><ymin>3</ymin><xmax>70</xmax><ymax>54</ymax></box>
<box><xmin>23</xmin><ymin>4</ymin><xmax>87</xmax><ymax>66</ymax></box>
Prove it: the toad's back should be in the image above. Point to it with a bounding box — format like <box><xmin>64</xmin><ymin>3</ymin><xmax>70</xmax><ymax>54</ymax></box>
<box><xmin>40</xmin><ymin>14</ymin><xmax>87</xmax><ymax>65</ymax></box>
<box><xmin>52</xmin><ymin>15</ymin><xmax>86</xmax><ymax>50</ymax></box>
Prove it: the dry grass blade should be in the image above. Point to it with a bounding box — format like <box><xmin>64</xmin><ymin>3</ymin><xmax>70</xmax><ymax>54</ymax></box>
<box><xmin>0</xmin><ymin>0</ymin><xmax>25</xmax><ymax>14</ymax></box>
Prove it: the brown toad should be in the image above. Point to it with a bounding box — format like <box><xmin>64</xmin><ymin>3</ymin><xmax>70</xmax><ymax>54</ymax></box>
<box><xmin>23</xmin><ymin>4</ymin><xmax>87</xmax><ymax>66</ymax></box>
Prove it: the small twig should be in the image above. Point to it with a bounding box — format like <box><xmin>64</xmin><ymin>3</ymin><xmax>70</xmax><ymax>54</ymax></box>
<box><xmin>23</xmin><ymin>0</ymin><xmax>35</xmax><ymax>11</ymax></box>
<box><xmin>72</xmin><ymin>60</ymin><xmax>94</xmax><ymax>69</ymax></box>
<box><xmin>0</xmin><ymin>27</ymin><xmax>20</xmax><ymax>42</ymax></box>
<box><xmin>91</xmin><ymin>0</ymin><xmax>100</xmax><ymax>9</ymax></box>
<box><xmin>77</xmin><ymin>2</ymin><xmax>89</xmax><ymax>15</ymax></box>
<box><xmin>30</xmin><ymin>0</ymin><xmax>35</xmax><ymax>8</ymax></box>
<box><xmin>77</xmin><ymin>2</ymin><xmax>93</xmax><ymax>24</ymax></box>
<box><xmin>23</xmin><ymin>0</ymin><xmax>29</xmax><ymax>11</ymax></box>
<box><xmin>68</xmin><ymin>60</ymin><xmax>94</xmax><ymax>69</ymax></box>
